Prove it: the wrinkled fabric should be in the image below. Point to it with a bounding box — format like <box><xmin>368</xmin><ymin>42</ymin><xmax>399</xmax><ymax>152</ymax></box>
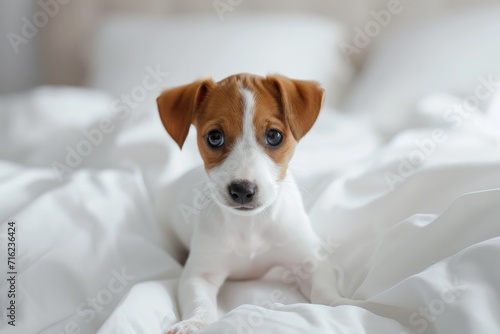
<box><xmin>0</xmin><ymin>87</ymin><xmax>499</xmax><ymax>334</ymax></box>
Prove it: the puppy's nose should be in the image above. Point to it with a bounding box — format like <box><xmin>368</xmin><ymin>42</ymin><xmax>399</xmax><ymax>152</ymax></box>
<box><xmin>228</xmin><ymin>180</ymin><xmax>257</xmax><ymax>205</ymax></box>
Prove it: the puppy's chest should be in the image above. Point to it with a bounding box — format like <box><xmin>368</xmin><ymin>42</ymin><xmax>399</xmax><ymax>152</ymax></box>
<box><xmin>219</xmin><ymin>228</ymin><xmax>284</xmax><ymax>279</ymax></box>
<box><xmin>223</xmin><ymin>230</ymin><xmax>271</xmax><ymax>258</ymax></box>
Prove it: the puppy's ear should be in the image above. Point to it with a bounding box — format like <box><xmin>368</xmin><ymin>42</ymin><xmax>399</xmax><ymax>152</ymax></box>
<box><xmin>157</xmin><ymin>78</ymin><xmax>216</xmax><ymax>149</ymax></box>
<box><xmin>266</xmin><ymin>75</ymin><xmax>324</xmax><ymax>141</ymax></box>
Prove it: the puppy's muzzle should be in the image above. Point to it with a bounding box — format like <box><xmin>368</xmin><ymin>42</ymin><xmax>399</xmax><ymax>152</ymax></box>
<box><xmin>228</xmin><ymin>180</ymin><xmax>257</xmax><ymax>206</ymax></box>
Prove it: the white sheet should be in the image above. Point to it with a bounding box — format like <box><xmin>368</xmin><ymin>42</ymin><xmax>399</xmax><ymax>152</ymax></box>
<box><xmin>1</xmin><ymin>87</ymin><xmax>499</xmax><ymax>334</ymax></box>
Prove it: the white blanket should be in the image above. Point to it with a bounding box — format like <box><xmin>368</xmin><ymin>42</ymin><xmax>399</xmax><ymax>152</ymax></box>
<box><xmin>1</xmin><ymin>87</ymin><xmax>499</xmax><ymax>334</ymax></box>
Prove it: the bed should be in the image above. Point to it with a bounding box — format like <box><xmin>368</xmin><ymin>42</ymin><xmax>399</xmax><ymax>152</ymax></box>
<box><xmin>2</xmin><ymin>5</ymin><xmax>500</xmax><ymax>334</ymax></box>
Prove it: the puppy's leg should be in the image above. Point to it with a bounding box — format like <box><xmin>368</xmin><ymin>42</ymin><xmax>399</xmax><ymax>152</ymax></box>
<box><xmin>286</xmin><ymin>232</ymin><xmax>345</xmax><ymax>306</ymax></box>
<box><xmin>167</xmin><ymin>262</ymin><xmax>227</xmax><ymax>334</ymax></box>
<box><xmin>309</xmin><ymin>253</ymin><xmax>346</xmax><ymax>306</ymax></box>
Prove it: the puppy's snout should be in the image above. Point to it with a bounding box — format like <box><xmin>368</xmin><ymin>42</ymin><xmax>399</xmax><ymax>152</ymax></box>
<box><xmin>228</xmin><ymin>180</ymin><xmax>257</xmax><ymax>205</ymax></box>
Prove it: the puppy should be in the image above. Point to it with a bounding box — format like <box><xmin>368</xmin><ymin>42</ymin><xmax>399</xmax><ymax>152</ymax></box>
<box><xmin>157</xmin><ymin>73</ymin><xmax>341</xmax><ymax>334</ymax></box>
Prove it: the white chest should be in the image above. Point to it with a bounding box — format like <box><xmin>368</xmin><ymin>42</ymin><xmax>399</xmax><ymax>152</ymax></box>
<box><xmin>213</xmin><ymin>215</ymin><xmax>299</xmax><ymax>279</ymax></box>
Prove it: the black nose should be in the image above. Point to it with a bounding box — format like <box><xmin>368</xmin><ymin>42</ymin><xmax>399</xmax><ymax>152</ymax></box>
<box><xmin>228</xmin><ymin>180</ymin><xmax>257</xmax><ymax>205</ymax></box>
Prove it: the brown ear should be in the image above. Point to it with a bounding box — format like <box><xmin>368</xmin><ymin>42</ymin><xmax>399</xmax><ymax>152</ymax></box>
<box><xmin>266</xmin><ymin>75</ymin><xmax>325</xmax><ymax>141</ymax></box>
<box><xmin>157</xmin><ymin>78</ymin><xmax>216</xmax><ymax>149</ymax></box>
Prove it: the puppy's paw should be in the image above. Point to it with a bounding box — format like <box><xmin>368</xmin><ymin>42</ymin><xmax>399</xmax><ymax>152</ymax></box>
<box><xmin>166</xmin><ymin>319</ymin><xmax>208</xmax><ymax>334</ymax></box>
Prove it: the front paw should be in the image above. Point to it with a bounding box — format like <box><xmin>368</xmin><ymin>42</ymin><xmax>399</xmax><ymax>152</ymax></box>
<box><xmin>167</xmin><ymin>319</ymin><xmax>209</xmax><ymax>334</ymax></box>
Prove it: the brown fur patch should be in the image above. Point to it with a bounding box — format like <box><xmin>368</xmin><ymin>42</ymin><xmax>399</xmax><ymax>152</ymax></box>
<box><xmin>193</xmin><ymin>74</ymin><xmax>298</xmax><ymax>179</ymax></box>
<box><xmin>160</xmin><ymin>73</ymin><xmax>323</xmax><ymax>178</ymax></box>
<box><xmin>265</xmin><ymin>75</ymin><xmax>324</xmax><ymax>142</ymax></box>
<box><xmin>248</xmin><ymin>78</ymin><xmax>298</xmax><ymax>180</ymax></box>
<box><xmin>194</xmin><ymin>76</ymin><xmax>244</xmax><ymax>171</ymax></box>
<box><xmin>157</xmin><ymin>79</ymin><xmax>216</xmax><ymax>149</ymax></box>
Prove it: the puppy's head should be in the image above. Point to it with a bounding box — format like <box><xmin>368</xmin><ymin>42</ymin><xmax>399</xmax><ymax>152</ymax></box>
<box><xmin>157</xmin><ymin>74</ymin><xmax>324</xmax><ymax>215</ymax></box>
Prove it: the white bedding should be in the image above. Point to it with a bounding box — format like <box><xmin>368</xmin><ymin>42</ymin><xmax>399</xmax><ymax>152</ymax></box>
<box><xmin>1</xmin><ymin>86</ymin><xmax>500</xmax><ymax>334</ymax></box>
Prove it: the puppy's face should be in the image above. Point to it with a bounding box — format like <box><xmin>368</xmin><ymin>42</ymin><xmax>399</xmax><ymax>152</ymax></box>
<box><xmin>157</xmin><ymin>74</ymin><xmax>324</xmax><ymax>215</ymax></box>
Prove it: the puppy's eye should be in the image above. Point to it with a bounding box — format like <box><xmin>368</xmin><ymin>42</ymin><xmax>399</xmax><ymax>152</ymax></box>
<box><xmin>266</xmin><ymin>129</ymin><xmax>284</xmax><ymax>147</ymax></box>
<box><xmin>207</xmin><ymin>130</ymin><xmax>224</xmax><ymax>148</ymax></box>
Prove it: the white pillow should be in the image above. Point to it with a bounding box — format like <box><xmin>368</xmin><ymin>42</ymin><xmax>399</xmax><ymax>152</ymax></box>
<box><xmin>342</xmin><ymin>5</ymin><xmax>500</xmax><ymax>135</ymax></box>
<box><xmin>87</xmin><ymin>14</ymin><xmax>353</xmax><ymax>107</ymax></box>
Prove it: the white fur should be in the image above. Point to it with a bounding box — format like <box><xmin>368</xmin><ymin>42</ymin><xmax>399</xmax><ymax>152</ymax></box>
<box><xmin>163</xmin><ymin>87</ymin><xmax>341</xmax><ymax>334</ymax></box>
<box><xmin>208</xmin><ymin>88</ymin><xmax>279</xmax><ymax>215</ymax></box>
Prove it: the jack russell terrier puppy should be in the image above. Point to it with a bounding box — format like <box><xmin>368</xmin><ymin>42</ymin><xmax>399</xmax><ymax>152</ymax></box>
<box><xmin>157</xmin><ymin>73</ymin><xmax>342</xmax><ymax>334</ymax></box>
